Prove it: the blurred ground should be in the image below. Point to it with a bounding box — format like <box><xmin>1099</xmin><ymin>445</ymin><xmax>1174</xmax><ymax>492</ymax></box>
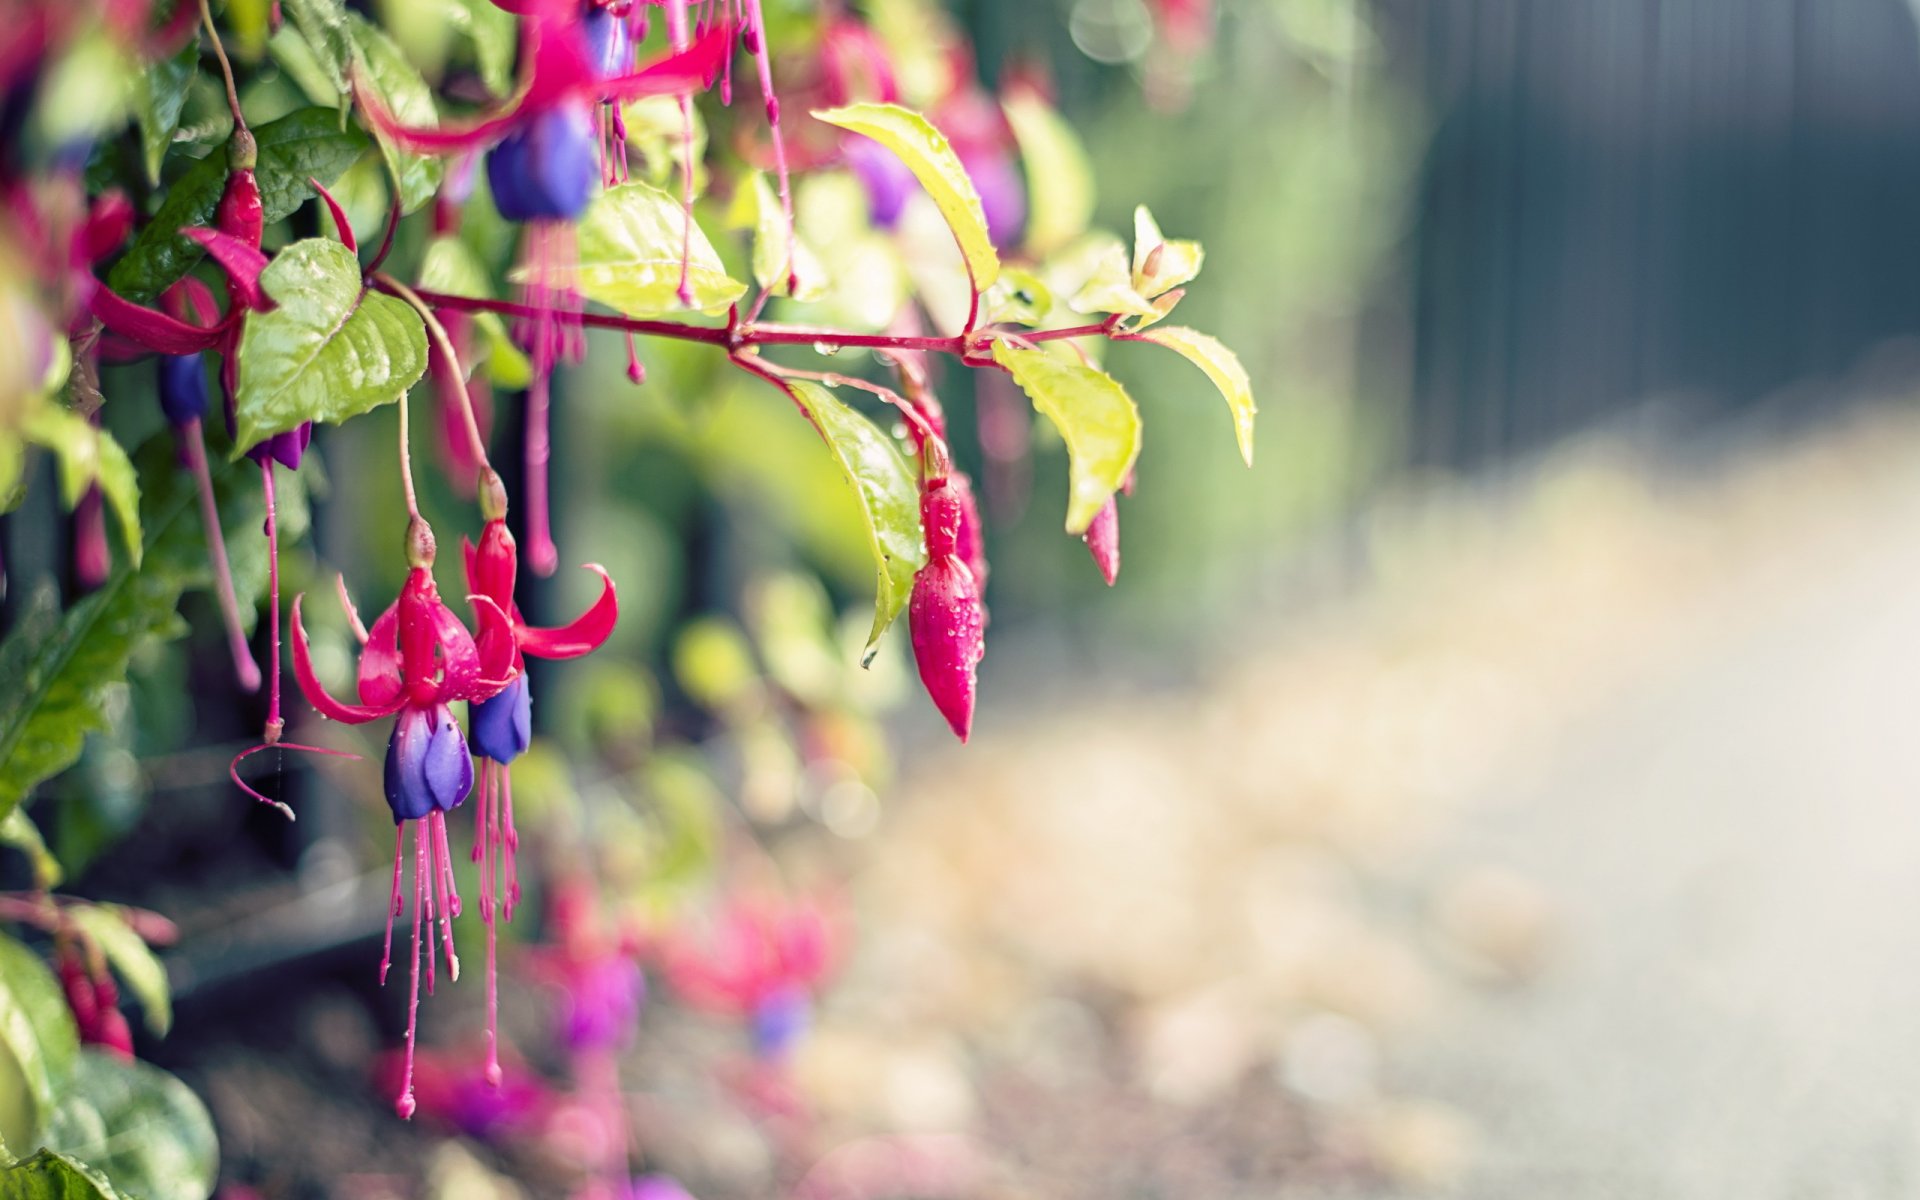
<box><xmin>801</xmin><ymin>406</ymin><xmax>1920</xmax><ymax>1198</ymax></box>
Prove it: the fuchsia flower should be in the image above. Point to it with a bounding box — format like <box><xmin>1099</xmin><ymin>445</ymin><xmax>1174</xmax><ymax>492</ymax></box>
<box><xmin>908</xmin><ymin>474</ymin><xmax>986</xmax><ymax>742</ymax></box>
<box><xmin>528</xmin><ymin>882</ymin><xmax>645</xmax><ymax>1056</ymax></box>
<box><xmin>461</xmin><ymin>477</ymin><xmax>618</xmax><ymax>1082</ymax></box>
<box><xmin>657</xmin><ymin>892</ymin><xmax>836</xmax><ymax>1064</ymax></box>
<box><xmin>361</xmin><ymin>8</ymin><xmax>734</xmax><ymax>576</ymax></box>
<box><xmin>289</xmin><ymin>518</ymin><xmax>515</xmax><ymax>1118</ymax></box>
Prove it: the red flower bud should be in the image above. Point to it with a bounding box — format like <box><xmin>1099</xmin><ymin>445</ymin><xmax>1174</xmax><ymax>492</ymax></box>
<box><xmin>909</xmin><ymin>482</ymin><xmax>985</xmax><ymax>741</ymax></box>
<box><xmin>1084</xmin><ymin>495</ymin><xmax>1120</xmax><ymax>586</ymax></box>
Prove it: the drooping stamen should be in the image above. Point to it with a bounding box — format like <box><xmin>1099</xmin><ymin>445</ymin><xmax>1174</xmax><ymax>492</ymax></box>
<box><xmin>503</xmin><ymin>770</ymin><xmax>521</xmax><ymax>919</ymax></box>
<box><xmin>381</xmin><ymin>824</ymin><xmax>405</xmax><ymax>985</ymax></box>
<box><xmin>182</xmin><ymin>418</ymin><xmax>260</xmax><ymax>691</ymax></box>
<box><xmin>666</xmin><ymin>0</ymin><xmax>698</xmax><ymax>307</ymax></box>
<box><xmin>421</xmin><ymin>817</ymin><xmax>438</xmax><ymax>998</ymax></box>
<box><xmin>397</xmin><ymin>822</ymin><xmax>425</xmax><ymax>1119</ymax></box>
<box><xmin>742</xmin><ymin>0</ymin><xmax>796</xmax><ymax>296</ymax></box>
<box><xmin>625</xmin><ymin>331</ymin><xmax>645</xmax><ymax>383</ymax></box>
<box><xmin>481</xmin><ymin>760</ymin><xmax>503</xmax><ymax>1086</ymax></box>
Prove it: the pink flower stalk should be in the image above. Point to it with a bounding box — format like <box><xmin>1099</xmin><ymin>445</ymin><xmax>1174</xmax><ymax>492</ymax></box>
<box><xmin>290</xmin><ymin>518</ymin><xmax>515</xmax><ymax>1118</ymax></box>
<box><xmin>462</xmin><ymin>485</ymin><xmax>618</xmax><ymax>1084</ymax></box>
<box><xmin>908</xmin><ymin>477</ymin><xmax>986</xmax><ymax>742</ymax></box>
<box><xmin>360</xmin><ymin>12</ymin><xmax>733</xmax><ymax>576</ymax></box>
<box><xmin>657</xmin><ymin>892</ymin><xmax>835</xmax><ymax>1063</ymax></box>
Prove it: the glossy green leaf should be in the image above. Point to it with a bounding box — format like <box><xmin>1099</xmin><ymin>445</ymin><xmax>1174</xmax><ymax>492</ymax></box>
<box><xmin>784</xmin><ymin>380</ymin><xmax>926</xmax><ymax>659</ymax></box>
<box><xmin>108</xmin><ymin>108</ymin><xmax>371</xmax><ymax>302</ymax></box>
<box><xmin>992</xmin><ymin>342</ymin><xmax>1142</xmax><ymax>533</ymax></box>
<box><xmin>1132</xmin><ymin>206</ymin><xmax>1204</xmax><ymax>299</ymax></box>
<box><xmin>0</xmin><ymin>934</ymin><xmax>80</xmax><ymax>1147</ymax></box>
<box><xmin>529</xmin><ymin>182</ymin><xmax>746</xmax><ymax>317</ymax></box>
<box><xmin>0</xmin><ymin>810</ymin><xmax>61</xmax><ymax>891</ymax></box>
<box><xmin>44</xmin><ymin>1052</ymin><xmax>216</xmax><ymax>1200</ymax></box>
<box><xmin>281</xmin><ymin>0</ymin><xmax>354</xmax><ymax>101</ymax></box>
<box><xmin>131</xmin><ymin>41</ymin><xmax>197</xmax><ymax>186</ymax></box>
<box><xmin>0</xmin><ymin>444</ymin><xmax>249</xmax><ymax>826</ymax></box>
<box><xmin>812</xmin><ymin>103</ymin><xmax>1000</xmax><ymax>291</ymax></box>
<box><xmin>418</xmin><ymin>236</ymin><xmax>531</xmax><ymax>388</ymax></box>
<box><xmin>267</xmin><ymin>25</ymin><xmax>341</xmax><ymax>108</ymax></box>
<box><xmin>1135</xmin><ymin>325</ymin><xmax>1256</xmax><ymax>467</ymax></box>
<box><xmin>20</xmin><ymin>409</ymin><xmax>141</xmax><ymax>567</ymax></box>
<box><xmin>233</xmin><ymin>238</ymin><xmax>429</xmax><ymax>455</ymax></box>
<box><xmin>64</xmin><ymin>907</ymin><xmax>168</xmax><ymax>1037</ymax></box>
<box><xmin>346</xmin><ymin>13</ymin><xmax>443</xmax><ymax>213</ymax></box>
<box><xmin>1003</xmin><ymin>91</ymin><xmax>1094</xmax><ymax>260</ymax></box>
<box><xmin>0</xmin><ymin>1150</ymin><xmax>122</xmax><ymax>1200</ymax></box>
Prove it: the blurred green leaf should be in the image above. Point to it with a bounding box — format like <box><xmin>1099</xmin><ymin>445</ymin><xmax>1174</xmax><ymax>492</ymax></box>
<box><xmin>1135</xmin><ymin>325</ymin><xmax>1256</xmax><ymax>467</ymax></box>
<box><xmin>783</xmin><ymin>380</ymin><xmax>925</xmax><ymax>660</ymax></box>
<box><xmin>992</xmin><ymin>342</ymin><xmax>1142</xmax><ymax>533</ymax></box>
<box><xmin>1003</xmin><ymin>91</ymin><xmax>1095</xmax><ymax>260</ymax></box>
<box><xmin>108</xmin><ymin>108</ymin><xmax>370</xmax><ymax>303</ymax></box>
<box><xmin>0</xmin><ymin>1149</ymin><xmax>122</xmax><ymax>1199</ymax></box>
<box><xmin>1068</xmin><ymin>239</ymin><xmax>1158</xmax><ymax>320</ymax></box>
<box><xmin>0</xmin><ymin>444</ymin><xmax>247</xmax><ymax>825</ymax></box>
<box><xmin>418</xmin><ymin>236</ymin><xmax>531</xmax><ymax>388</ymax></box>
<box><xmin>345</xmin><ymin>12</ymin><xmax>443</xmax><ymax>213</ymax></box>
<box><xmin>812</xmin><ymin>103</ymin><xmax>1000</xmax><ymax>290</ymax></box>
<box><xmin>233</xmin><ymin>238</ymin><xmax>429</xmax><ymax>455</ymax></box>
<box><xmin>0</xmin><ymin>811</ymin><xmax>60</xmax><ymax>891</ymax></box>
<box><xmin>131</xmin><ymin>41</ymin><xmax>197</xmax><ymax>186</ymax></box>
<box><xmin>984</xmin><ymin>267</ymin><xmax>1053</xmax><ymax>327</ymax></box>
<box><xmin>532</xmin><ymin>182</ymin><xmax>744</xmax><ymax>317</ymax></box>
<box><xmin>63</xmin><ymin>908</ymin><xmax>168</xmax><ymax>1038</ymax></box>
<box><xmin>0</xmin><ymin>934</ymin><xmax>79</xmax><ymax>1149</ymax></box>
<box><xmin>672</xmin><ymin>617</ymin><xmax>760</xmax><ymax>712</ymax></box>
<box><xmin>280</xmin><ymin>0</ymin><xmax>354</xmax><ymax>102</ymax></box>
<box><xmin>20</xmin><ymin>409</ymin><xmax>140</xmax><ymax>567</ymax></box>
<box><xmin>727</xmin><ymin>171</ymin><xmax>825</xmax><ymax>301</ymax></box>
<box><xmin>44</xmin><ymin>1052</ymin><xmax>216</xmax><ymax>1200</ymax></box>
<box><xmin>451</xmin><ymin>0</ymin><xmax>518</xmax><ymax>96</ymax></box>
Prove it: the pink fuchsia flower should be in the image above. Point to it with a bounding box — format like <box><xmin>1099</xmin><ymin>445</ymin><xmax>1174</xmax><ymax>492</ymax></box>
<box><xmin>657</xmin><ymin>891</ymin><xmax>837</xmax><ymax>1064</ymax></box>
<box><xmin>55</xmin><ymin>947</ymin><xmax>133</xmax><ymax>1060</ymax></box>
<box><xmin>289</xmin><ymin>518</ymin><xmax>514</xmax><ymax>1118</ymax></box>
<box><xmin>461</xmin><ymin>495</ymin><xmax>618</xmax><ymax>1081</ymax></box>
<box><xmin>527</xmin><ymin>882</ymin><xmax>645</xmax><ymax>1056</ymax></box>
<box><xmin>908</xmin><ymin>476</ymin><xmax>986</xmax><ymax>742</ymax></box>
<box><xmin>374</xmin><ymin>1044</ymin><xmax>555</xmax><ymax>1141</ymax></box>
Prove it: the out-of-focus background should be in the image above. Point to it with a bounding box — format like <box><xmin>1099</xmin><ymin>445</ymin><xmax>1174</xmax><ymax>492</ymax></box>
<box><xmin>22</xmin><ymin>0</ymin><xmax>1920</xmax><ymax>1195</ymax></box>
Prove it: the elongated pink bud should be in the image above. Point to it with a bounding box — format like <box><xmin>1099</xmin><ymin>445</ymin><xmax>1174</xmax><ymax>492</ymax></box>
<box><xmin>947</xmin><ymin>470</ymin><xmax>988</xmax><ymax>591</ymax></box>
<box><xmin>1083</xmin><ymin>495</ymin><xmax>1119</xmax><ymax>586</ymax></box>
<box><xmin>909</xmin><ymin>484</ymin><xmax>985</xmax><ymax>741</ymax></box>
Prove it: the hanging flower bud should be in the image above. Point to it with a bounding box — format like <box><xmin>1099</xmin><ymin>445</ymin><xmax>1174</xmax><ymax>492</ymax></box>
<box><xmin>908</xmin><ymin>480</ymin><xmax>985</xmax><ymax>742</ymax></box>
<box><xmin>946</xmin><ymin>469</ymin><xmax>988</xmax><ymax>591</ymax></box>
<box><xmin>157</xmin><ymin>353</ymin><xmax>210</xmax><ymax>425</ymax></box>
<box><xmin>1083</xmin><ymin>495</ymin><xmax>1119</xmax><ymax>586</ymax></box>
<box><xmin>72</xmin><ymin>484</ymin><xmax>110</xmax><ymax>591</ymax></box>
<box><xmin>486</xmin><ymin>105</ymin><xmax>600</xmax><ymax>224</ymax></box>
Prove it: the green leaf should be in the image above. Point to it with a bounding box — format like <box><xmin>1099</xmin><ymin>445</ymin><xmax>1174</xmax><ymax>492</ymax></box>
<box><xmin>1068</xmin><ymin>240</ymin><xmax>1158</xmax><ymax>320</ymax></box>
<box><xmin>19</xmin><ymin>410</ymin><xmax>141</xmax><ymax>567</ymax></box>
<box><xmin>267</xmin><ymin>25</ymin><xmax>341</xmax><ymax>109</ymax></box>
<box><xmin>43</xmin><ymin>1053</ymin><xmax>216</xmax><ymax>1200</ymax></box>
<box><xmin>63</xmin><ymin>908</ymin><xmax>168</xmax><ymax>1038</ymax></box>
<box><xmin>0</xmin><ymin>1149</ymin><xmax>122</xmax><ymax>1200</ymax></box>
<box><xmin>345</xmin><ymin>13</ymin><xmax>443</xmax><ymax>213</ymax></box>
<box><xmin>1003</xmin><ymin>91</ymin><xmax>1094</xmax><ymax>260</ymax></box>
<box><xmin>992</xmin><ymin>342</ymin><xmax>1142</xmax><ymax>533</ymax></box>
<box><xmin>108</xmin><ymin>108</ymin><xmax>371</xmax><ymax>303</ymax></box>
<box><xmin>0</xmin><ymin>444</ymin><xmax>249</xmax><ymax>825</ymax></box>
<box><xmin>450</xmin><ymin>0</ymin><xmax>518</xmax><ymax>97</ymax></box>
<box><xmin>281</xmin><ymin>0</ymin><xmax>354</xmax><ymax>102</ymax></box>
<box><xmin>0</xmin><ymin>811</ymin><xmax>61</xmax><ymax>891</ymax></box>
<box><xmin>783</xmin><ymin>380</ymin><xmax>926</xmax><ymax>660</ymax></box>
<box><xmin>1135</xmin><ymin>326</ymin><xmax>1256</xmax><ymax>467</ymax></box>
<box><xmin>131</xmin><ymin>41</ymin><xmax>197</xmax><ymax>186</ymax></box>
<box><xmin>811</xmin><ymin>103</ymin><xmax>1000</xmax><ymax>291</ymax></box>
<box><xmin>0</xmin><ymin>934</ymin><xmax>80</xmax><ymax>1149</ymax></box>
<box><xmin>233</xmin><ymin>238</ymin><xmax>429</xmax><ymax>455</ymax></box>
<box><xmin>530</xmin><ymin>182</ymin><xmax>746</xmax><ymax>317</ymax></box>
<box><xmin>984</xmin><ymin>267</ymin><xmax>1053</xmax><ymax>326</ymax></box>
<box><xmin>1132</xmin><ymin>206</ymin><xmax>1203</xmax><ymax>299</ymax></box>
<box><xmin>727</xmin><ymin>171</ymin><xmax>825</xmax><ymax>300</ymax></box>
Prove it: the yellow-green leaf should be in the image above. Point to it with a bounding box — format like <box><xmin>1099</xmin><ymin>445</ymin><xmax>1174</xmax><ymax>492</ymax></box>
<box><xmin>527</xmin><ymin>181</ymin><xmax>745</xmax><ymax>317</ymax></box>
<box><xmin>1069</xmin><ymin>240</ymin><xmax>1158</xmax><ymax>319</ymax></box>
<box><xmin>812</xmin><ymin>102</ymin><xmax>1000</xmax><ymax>291</ymax></box>
<box><xmin>984</xmin><ymin>267</ymin><xmax>1053</xmax><ymax>326</ymax></box>
<box><xmin>21</xmin><ymin>409</ymin><xmax>141</xmax><ymax>567</ymax></box>
<box><xmin>1136</xmin><ymin>325</ymin><xmax>1256</xmax><ymax>467</ymax></box>
<box><xmin>783</xmin><ymin>380</ymin><xmax>926</xmax><ymax>660</ymax></box>
<box><xmin>1132</xmin><ymin>206</ymin><xmax>1204</xmax><ymax>299</ymax></box>
<box><xmin>346</xmin><ymin>13</ymin><xmax>444</xmax><ymax>213</ymax></box>
<box><xmin>418</xmin><ymin>236</ymin><xmax>532</xmax><ymax>387</ymax></box>
<box><xmin>0</xmin><ymin>810</ymin><xmax>59</xmax><ymax>890</ymax></box>
<box><xmin>992</xmin><ymin>342</ymin><xmax>1142</xmax><ymax>533</ymax></box>
<box><xmin>727</xmin><ymin>171</ymin><xmax>826</xmax><ymax>300</ymax></box>
<box><xmin>1003</xmin><ymin>91</ymin><xmax>1094</xmax><ymax>259</ymax></box>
